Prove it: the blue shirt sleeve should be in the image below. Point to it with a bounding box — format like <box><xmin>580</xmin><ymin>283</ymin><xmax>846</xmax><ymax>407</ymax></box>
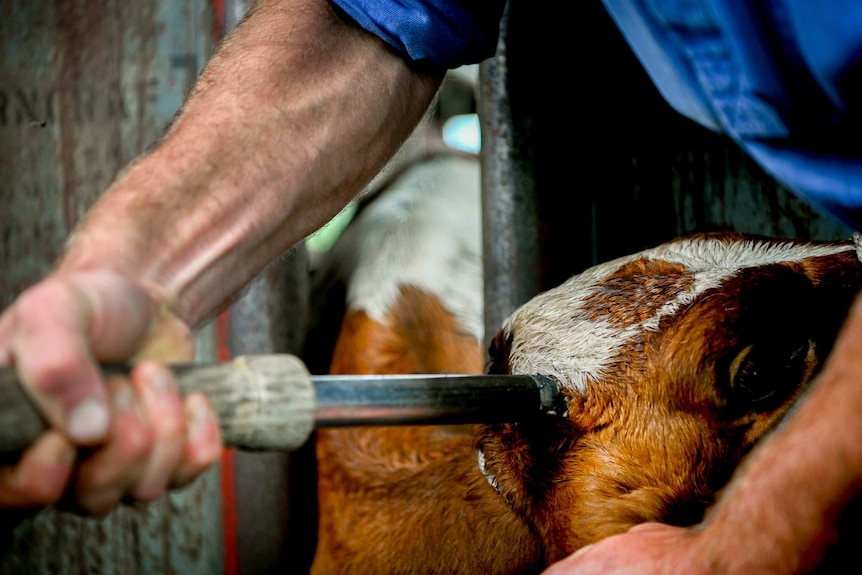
<box><xmin>603</xmin><ymin>0</ymin><xmax>862</xmax><ymax>231</ymax></box>
<box><xmin>330</xmin><ymin>0</ymin><xmax>506</xmax><ymax>72</ymax></box>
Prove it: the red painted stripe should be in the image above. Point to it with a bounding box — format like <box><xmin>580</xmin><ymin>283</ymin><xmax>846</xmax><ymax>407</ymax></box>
<box><xmin>216</xmin><ymin>308</ymin><xmax>238</xmax><ymax>575</ymax></box>
<box><xmin>216</xmin><ymin>308</ymin><xmax>232</xmax><ymax>363</ymax></box>
<box><xmin>210</xmin><ymin>0</ymin><xmax>226</xmax><ymax>43</ymax></box>
<box><xmin>209</xmin><ymin>4</ymin><xmax>234</xmax><ymax>572</ymax></box>
<box><xmin>220</xmin><ymin>447</ymin><xmax>238</xmax><ymax>575</ymax></box>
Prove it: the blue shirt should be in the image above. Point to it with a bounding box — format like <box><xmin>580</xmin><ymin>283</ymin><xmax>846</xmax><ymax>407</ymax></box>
<box><xmin>603</xmin><ymin>0</ymin><xmax>862</xmax><ymax>231</ymax></box>
<box><xmin>333</xmin><ymin>0</ymin><xmax>862</xmax><ymax>231</ymax></box>
<box><xmin>330</xmin><ymin>0</ymin><xmax>506</xmax><ymax>72</ymax></box>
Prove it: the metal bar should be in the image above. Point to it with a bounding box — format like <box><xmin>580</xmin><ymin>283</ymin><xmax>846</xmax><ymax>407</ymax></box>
<box><xmin>0</xmin><ymin>358</ymin><xmax>564</xmax><ymax>455</ymax></box>
<box><xmin>314</xmin><ymin>373</ymin><xmax>563</xmax><ymax>426</ymax></box>
<box><xmin>478</xmin><ymin>3</ymin><xmax>543</xmax><ymax>357</ymax></box>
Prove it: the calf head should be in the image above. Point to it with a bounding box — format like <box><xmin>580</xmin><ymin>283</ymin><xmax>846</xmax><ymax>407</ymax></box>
<box><xmin>476</xmin><ymin>232</ymin><xmax>862</xmax><ymax>563</ymax></box>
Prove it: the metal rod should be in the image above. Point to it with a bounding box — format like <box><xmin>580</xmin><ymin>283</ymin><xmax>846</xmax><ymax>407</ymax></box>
<box><xmin>0</xmin><ymin>356</ymin><xmax>565</xmax><ymax>454</ymax></box>
<box><xmin>314</xmin><ymin>373</ymin><xmax>564</xmax><ymax>426</ymax></box>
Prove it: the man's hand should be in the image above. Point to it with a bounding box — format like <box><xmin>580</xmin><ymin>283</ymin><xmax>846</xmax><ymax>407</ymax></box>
<box><xmin>542</xmin><ymin>523</ymin><xmax>698</xmax><ymax>575</ymax></box>
<box><xmin>0</xmin><ymin>271</ymin><xmax>222</xmax><ymax>515</ymax></box>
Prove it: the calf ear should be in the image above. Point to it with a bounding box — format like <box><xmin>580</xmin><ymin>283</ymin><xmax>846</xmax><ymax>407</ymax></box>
<box><xmin>475</xmin><ymin>415</ymin><xmax>583</xmax><ymax>516</ymax></box>
<box><xmin>474</xmin><ymin>381</ymin><xmax>604</xmax><ymax>516</ymax></box>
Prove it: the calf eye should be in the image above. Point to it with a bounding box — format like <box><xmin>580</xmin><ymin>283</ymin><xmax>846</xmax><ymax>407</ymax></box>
<box><xmin>727</xmin><ymin>339</ymin><xmax>811</xmax><ymax>411</ymax></box>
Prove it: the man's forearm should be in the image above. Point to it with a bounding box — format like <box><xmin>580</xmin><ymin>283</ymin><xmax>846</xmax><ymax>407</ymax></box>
<box><xmin>693</xmin><ymin>295</ymin><xmax>862</xmax><ymax>572</ymax></box>
<box><xmin>57</xmin><ymin>0</ymin><xmax>443</xmax><ymax>326</ymax></box>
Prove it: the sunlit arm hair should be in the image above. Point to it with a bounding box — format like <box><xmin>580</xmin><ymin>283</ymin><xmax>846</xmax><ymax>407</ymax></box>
<box><xmin>58</xmin><ymin>0</ymin><xmax>444</xmax><ymax>326</ymax></box>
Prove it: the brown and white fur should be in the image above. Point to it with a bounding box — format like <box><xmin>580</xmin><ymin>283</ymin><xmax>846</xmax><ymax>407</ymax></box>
<box><xmin>307</xmin><ymin>157</ymin><xmax>862</xmax><ymax>573</ymax></box>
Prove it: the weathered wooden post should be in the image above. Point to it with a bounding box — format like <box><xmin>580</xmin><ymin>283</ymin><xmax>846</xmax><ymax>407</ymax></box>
<box><xmin>0</xmin><ymin>2</ymin><xmax>226</xmax><ymax>572</ymax></box>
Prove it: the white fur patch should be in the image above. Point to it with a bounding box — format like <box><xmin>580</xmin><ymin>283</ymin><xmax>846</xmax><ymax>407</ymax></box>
<box><xmin>322</xmin><ymin>155</ymin><xmax>484</xmax><ymax>343</ymax></box>
<box><xmin>503</xmin><ymin>235</ymin><xmax>857</xmax><ymax>394</ymax></box>
<box><xmin>476</xmin><ymin>450</ymin><xmax>499</xmax><ymax>490</ymax></box>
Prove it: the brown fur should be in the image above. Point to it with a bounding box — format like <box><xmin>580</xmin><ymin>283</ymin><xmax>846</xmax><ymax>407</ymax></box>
<box><xmin>328</xmin><ymin>287</ymin><xmax>484</xmax><ymax>376</ymax></box>
<box><xmin>582</xmin><ymin>258</ymin><xmax>694</xmax><ymax>329</ymax></box>
<box><xmin>312</xmin><ymin>288</ymin><xmax>544</xmax><ymax>574</ymax></box>
<box><xmin>312</xmin><ymin>234</ymin><xmax>862</xmax><ymax>574</ymax></box>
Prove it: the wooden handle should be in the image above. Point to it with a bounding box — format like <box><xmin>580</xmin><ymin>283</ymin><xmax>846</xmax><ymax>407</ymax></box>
<box><xmin>0</xmin><ymin>354</ymin><xmax>316</xmax><ymax>454</ymax></box>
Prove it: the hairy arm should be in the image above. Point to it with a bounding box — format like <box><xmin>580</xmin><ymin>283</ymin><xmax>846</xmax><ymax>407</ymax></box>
<box><xmin>60</xmin><ymin>0</ymin><xmax>443</xmax><ymax>325</ymax></box>
<box><xmin>0</xmin><ymin>0</ymin><xmax>443</xmax><ymax>513</ymax></box>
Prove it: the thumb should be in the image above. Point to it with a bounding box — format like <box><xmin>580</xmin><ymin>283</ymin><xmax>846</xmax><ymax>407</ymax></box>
<box><xmin>0</xmin><ymin>271</ymin><xmax>168</xmax><ymax>445</ymax></box>
<box><xmin>2</xmin><ymin>279</ymin><xmax>111</xmax><ymax>444</ymax></box>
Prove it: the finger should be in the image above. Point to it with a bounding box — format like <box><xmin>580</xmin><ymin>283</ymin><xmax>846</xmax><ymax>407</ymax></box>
<box><xmin>10</xmin><ymin>281</ymin><xmax>110</xmax><ymax>444</ymax></box>
<box><xmin>0</xmin><ymin>432</ymin><xmax>76</xmax><ymax>508</ymax></box>
<box><xmin>71</xmin><ymin>377</ymin><xmax>154</xmax><ymax>516</ymax></box>
<box><xmin>170</xmin><ymin>393</ymin><xmax>222</xmax><ymax>489</ymax></box>
<box><xmin>129</xmin><ymin>361</ymin><xmax>186</xmax><ymax>501</ymax></box>
<box><xmin>70</xmin><ymin>272</ymin><xmax>163</xmax><ymax>362</ymax></box>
